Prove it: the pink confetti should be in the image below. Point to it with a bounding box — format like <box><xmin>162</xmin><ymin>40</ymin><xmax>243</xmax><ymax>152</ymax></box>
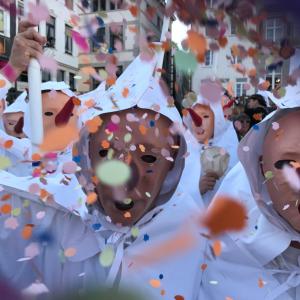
<box><xmin>28</xmin><ymin>183</ymin><xmax>40</xmax><ymax>195</ymax></box>
<box><xmin>28</xmin><ymin>2</ymin><xmax>49</xmax><ymax>25</ymax></box>
<box><xmin>106</xmin><ymin>122</ymin><xmax>119</xmax><ymax>132</ymax></box>
<box><xmin>72</xmin><ymin>31</ymin><xmax>90</xmax><ymax>53</ymax></box>
<box><xmin>62</xmin><ymin>161</ymin><xmax>78</xmax><ymax>174</ymax></box>
<box><xmin>25</xmin><ymin>243</ymin><xmax>40</xmax><ymax>259</ymax></box>
<box><xmin>4</xmin><ymin>217</ymin><xmax>19</xmax><ymax>230</ymax></box>
<box><xmin>200</xmin><ymin>79</ymin><xmax>223</xmax><ymax>103</ymax></box>
<box><xmin>242</xmin><ymin>146</ymin><xmax>250</xmax><ymax>152</ymax></box>
<box><xmin>36</xmin><ymin>211</ymin><xmax>46</xmax><ymax>220</ymax></box>
<box><xmin>38</xmin><ymin>54</ymin><xmax>58</xmax><ymax>74</ymax></box>
<box><xmin>272</xmin><ymin>122</ymin><xmax>280</xmax><ymax>131</ymax></box>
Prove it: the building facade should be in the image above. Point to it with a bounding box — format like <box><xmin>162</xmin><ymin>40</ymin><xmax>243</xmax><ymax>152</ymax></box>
<box><xmin>16</xmin><ymin>0</ymin><xmax>80</xmax><ymax>92</ymax></box>
<box><xmin>77</xmin><ymin>0</ymin><xmax>168</xmax><ymax>93</ymax></box>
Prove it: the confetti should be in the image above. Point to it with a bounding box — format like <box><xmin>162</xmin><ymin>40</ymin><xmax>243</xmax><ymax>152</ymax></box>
<box><xmin>209</xmin><ymin>280</ymin><xmax>218</xmax><ymax>285</ymax></box>
<box><xmin>212</xmin><ymin>240</ymin><xmax>222</xmax><ymax>256</ymax></box>
<box><xmin>36</xmin><ymin>211</ymin><xmax>46</xmax><ymax>220</ymax></box>
<box><xmin>111</xmin><ymin>114</ymin><xmax>120</xmax><ymax>124</ymax></box>
<box><xmin>4</xmin><ymin>217</ymin><xmax>18</xmax><ymax>229</ymax></box>
<box><xmin>122</xmin><ymin>87</ymin><xmax>129</xmax><ymax>98</ymax></box>
<box><xmin>149</xmin><ymin>279</ymin><xmax>161</xmax><ymax>288</ymax></box>
<box><xmin>28</xmin><ymin>183</ymin><xmax>40</xmax><ymax>195</ymax></box>
<box><xmin>272</xmin><ymin>122</ymin><xmax>280</xmax><ymax>131</ymax></box>
<box><xmin>174</xmin><ymin>50</ymin><xmax>197</xmax><ymax>73</ymax></box>
<box><xmin>22</xmin><ymin>282</ymin><xmax>49</xmax><ymax>296</ymax></box>
<box><xmin>28</xmin><ymin>2</ymin><xmax>49</xmax><ymax>24</ymax></box>
<box><xmin>3</xmin><ymin>140</ymin><xmax>13</xmax><ymax>149</ymax></box>
<box><xmin>40</xmin><ymin>125</ymin><xmax>79</xmax><ymax>152</ymax></box>
<box><xmin>72</xmin><ymin>30</ymin><xmax>90</xmax><ymax>53</ymax></box>
<box><xmin>99</xmin><ymin>245</ymin><xmax>115</xmax><ymax>267</ymax></box>
<box><xmin>96</xmin><ymin>160</ymin><xmax>131</xmax><ymax>187</ymax></box>
<box><xmin>1</xmin><ymin>203</ymin><xmax>12</xmax><ymax>214</ymax></box>
<box><xmin>131</xmin><ymin>226</ymin><xmax>139</xmax><ymax>238</ymax></box>
<box><xmin>86</xmin><ymin>192</ymin><xmax>98</xmax><ymax>205</ymax></box>
<box><xmin>124</xmin><ymin>133</ymin><xmax>132</xmax><ymax>143</ymax></box>
<box><xmin>12</xmin><ymin>207</ymin><xmax>21</xmax><ymax>216</ymax></box>
<box><xmin>38</xmin><ymin>54</ymin><xmax>58</xmax><ymax>74</ymax></box>
<box><xmin>62</xmin><ymin>161</ymin><xmax>78</xmax><ymax>174</ymax></box>
<box><xmin>202</xmin><ymin>196</ymin><xmax>247</xmax><ymax>236</ymax></box>
<box><xmin>64</xmin><ymin>247</ymin><xmax>77</xmax><ymax>257</ymax></box>
<box><xmin>0</xmin><ymin>155</ymin><xmax>12</xmax><ymax>170</ymax></box>
<box><xmin>174</xmin><ymin>296</ymin><xmax>185</xmax><ymax>300</ymax></box>
<box><xmin>264</xmin><ymin>171</ymin><xmax>274</xmax><ymax>180</ymax></box>
<box><xmin>25</xmin><ymin>243</ymin><xmax>40</xmax><ymax>259</ymax></box>
<box><xmin>187</xmin><ymin>30</ymin><xmax>207</xmax><ymax>58</ymax></box>
<box><xmin>258</xmin><ymin>278</ymin><xmax>265</xmax><ymax>288</ymax></box>
<box><xmin>85</xmin><ymin>117</ymin><xmax>103</xmax><ymax>133</ymax></box>
<box><xmin>282</xmin><ymin>204</ymin><xmax>290</xmax><ymax>211</ymax></box>
<box><xmin>242</xmin><ymin>146</ymin><xmax>250</xmax><ymax>152</ymax></box>
<box><xmin>22</xmin><ymin>224</ymin><xmax>34</xmax><ymax>240</ymax></box>
<box><xmin>143</xmin><ymin>234</ymin><xmax>150</xmax><ymax>241</ymax></box>
<box><xmin>200</xmin><ymin>79</ymin><xmax>223</xmax><ymax>103</ymax></box>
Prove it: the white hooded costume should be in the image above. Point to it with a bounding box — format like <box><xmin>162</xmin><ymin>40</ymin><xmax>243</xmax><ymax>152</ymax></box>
<box><xmin>199</xmin><ymin>50</ymin><xmax>300</xmax><ymax>300</ymax></box>
<box><xmin>0</xmin><ymin>53</ymin><xmax>204</xmax><ymax>299</ymax></box>
<box><xmin>181</xmin><ymin>94</ymin><xmax>239</xmax><ymax>206</ymax></box>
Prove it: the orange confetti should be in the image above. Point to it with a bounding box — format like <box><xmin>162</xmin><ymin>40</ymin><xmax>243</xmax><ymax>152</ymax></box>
<box><xmin>1</xmin><ymin>203</ymin><xmax>12</xmax><ymax>214</ymax></box>
<box><xmin>40</xmin><ymin>189</ymin><xmax>49</xmax><ymax>200</ymax></box>
<box><xmin>149</xmin><ymin>279</ymin><xmax>161</xmax><ymax>288</ymax></box>
<box><xmin>31</xmin><ymin>153</ymin><xmax>41</xmax><ymax>161</ymax></box>
<box><xmin>253</xmin><ymin>113</ymin><xmax>263</xmax><ymax>121</ymax></box>
<box><xmin>175</xmin><ymin>296</ymin><xmax>185</xmax><ymax>300</ymax></box>
<box><xmin>101</xmin><ymin>140</ymin><xmax>110</xmax><ymax>149</ymax></box>
<box><xmin>85</xmin><ymin>117</ymin><xmax>103</xmax><ymax>133</ymax></box>
<box><xmin>139</xmin><ymin>125</ymin><xmax>147</xmax><ymax>135</ymax></box>
<box><xmin>128</xmin><ymin>26</ymin><xmax>138</xmax><ymax>33</ymax></box>
<box><xmin>258</xmin><ymin>278</ymin><xmax>265</xmax><ymax>288</ymax></box>
<box><xmin>1</xmin><ymin>193</ymin><xmax>11</xmax><ymax>201</ymax></box>
<box><xmin>72</xmin><ymin>97</ymin><xmax>81</xmax><ymax>106</ymax></box>
<box><xmin>3</xmin><ymin>140</ymin><xmax>13</xmax><ymax>149</ymax></box>
<box><xmin>212</xmin><ymin>240</ymin><xmax>222</xmax><ymax>257</ymax></box>
<box><xmin>40</xmin><ymin>125</ymin><xmax>79</xmax><ymax>152</ymax></box>
<box><xmin>201</xmin><ymin>263</ymin><xmax>208</xmax><ymax>271</ymax></box>
<box><xmin>124</xmin><ymin>211</ymin><xmax>132</xmax><ymax>218</ymax></box>
<box><xmin>129</xmin><ymin>5</ymin><xmax>138</xmax><ymax>17</ymax></box>
<box><xmin>248</xmin><ymin>47</ymin><xmax>257</xmax><ymax>57</ymax></box>
<box><xmin>0</xmin><ymin>79</ymin><xmax>6</xmax><ymax>88</ymax></box>
<box><xmin>91</xmin><ymin>175</ymin><xmax>100</xmax><ymax>185</ymax></box>
<box><xmin>225</xmin><ymin>297</ymin><xmax>234</xmax><ymax>300</ymax></box>
<box><xmin>161</xmin><ymin>41</ymin><xmax>171</xmax><ymax>51</ymax></box>
<box><xmin>107</xmin><ymin>76</ymin><xmax>116</xmax><ymax>86</ymax></box>
<box><xmin>218</xmin><ymin>36</ymin><xmax>228</xmax><ymax>48</ymax></box>
<box><xmin>160</xmin><ymin>289</ymin><xmax>166</xmax><ymax>296</ymax></box>
<box><xmin>81</xmin><ymin>66</ymin><xmax>96</xmax><ymax>75</ymax></box>
<box><xmin>64</xmin><ymin>247</ymin><xmax>77</xmax><ymax>257</ymax></box>
<box><xmin>84</xmin><ymin>99</ymin><xmax>95</xmax><ymax>108</ymax></box>
<box><xmin>187</xmin><ymin>30</ymin><xmax>207</xmax><ymax>57</ymax></box>
<box><xmin>258</xmin><ymin>80</ymin><xmax>270</xmax><ymax>91</ymax></box>
<box><xmin>139</xmin><ymin>144</ymin><xmax>146</xmax><ymax>152</ymax></box>
<box><xmin>122</xmin><ymin>87</ymin><xmax>129</xmax><ymax>98</ymax></box>
<box><xmin>22</xmin><ymin>224</ymin><xmax>34</xmax><ymax>240</ymax></box>
<box><xmin>87</xmin><ymin>192</ymin><xmax>98</xmax><ymax>205</ymax></box>
<box><xmin>202</xmin><ymin>196</ymin><xmax>247</xmax><ymax>236</ymax></box>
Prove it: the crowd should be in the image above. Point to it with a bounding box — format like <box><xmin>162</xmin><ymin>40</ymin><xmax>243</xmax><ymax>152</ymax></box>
<box><xmin>0</xmin><ymin>19</ymin><xmax>300</xmax><ymax>300</ymax></box>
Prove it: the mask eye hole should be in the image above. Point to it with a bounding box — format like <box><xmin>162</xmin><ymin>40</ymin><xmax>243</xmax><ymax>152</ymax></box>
<box><xmin>99</xmin><ymin>149</ymin><xmax>108</xmax><ymax>158</ymax></box>
<box><xmin>274</xmin><ymin>160</ymin><xmax>296</xmax><ymax>170</ymax></box>
<box><xmin>203</xmin><ymin>115</ymin><xmax>210</xmax><ymax>118</ymax></box>
<box><xmin>44</xmin><ymin>112</ymin><xmax>54</xmax><ymax>116</ymax></box>
<box><xmin>141</xmin><ymin>155</ymin><xmax>157</xmax><ymax>164</ymax></box>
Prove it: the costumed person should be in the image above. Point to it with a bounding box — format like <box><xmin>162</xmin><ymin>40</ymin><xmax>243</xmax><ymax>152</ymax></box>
<box><xmin>199</xmin><ymin>49</ymin><xmax>300</xmax><ymax>300</ymax></box>
<box><xmin>0</xmin><ymin>23</ymin><xmax>204</xmax><ymax>299</ymax></box>
<box><xmin>181</xmin><ymin>82</ymin><xmax>239</xmax><ymax>205</ymax></box>
<box><xmin>233</xmin><ymin>112</ymin><xmax>251</xmax><ymax>141</ymax></box>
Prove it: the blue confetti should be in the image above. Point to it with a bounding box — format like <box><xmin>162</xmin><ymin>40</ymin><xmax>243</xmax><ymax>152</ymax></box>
<box><xmin>73</xmin><ymin>156</ymin><xmax>81</xmax><ymax>163</ymax></box>
<box><xmin>253</xmin><ymin>124</ymin><xmax>259</xmax><ymax>131</ymax></box>
<box><xmin>159</xmin><ymin>274</ymin><xmax>164</xmax><ymax>280</ymax></box>
<box><xmin>92</xmin><ymin>223</ymin><xmax>102</xmax><ymax>231</ymax></box>
<box><xmin>143</xmin><ymin>234</ymin><xmax>149</xmax><ymax>241</ymax></box>
<box><xmin>149</xmin><ymin>120</ymin><xmax>155</xmax><ymax>127</ymax></box>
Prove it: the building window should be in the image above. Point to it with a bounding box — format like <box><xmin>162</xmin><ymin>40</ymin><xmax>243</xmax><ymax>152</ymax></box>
<box><xmin>69</xmin><ymin>72</ymin><xmax>75</xmax><ymax>91</ymax></box>
<box><xmin>230</xmin><ymin>19</ymin><xmax>236</xmax><ymax>35</ymax></box>
<box><xmin>205</xmin><ymin>50</ymin><xmax>213</xmax><ymax>66</ymax></box>
<box><xmin>157</xmin><ymin>16</ymin><xmax>162</xmax><ymax>29</ymax></box>
<box><xmin>65</xmin><ymin>25</ymin><xmax>73</xmax><ymax>55</ymax></box>
<box><xmin>110</xmin><ymin>0</ymin><xmax>123</xmax><ymax>10</ymax></box>
<box><xmin>57</xmin><ymin>70</ymin><xmax>65</xmax><ymax>82</ymax></box>
<box><xmin>92</xmin><ymin>0</ymin><xmax>106</xmax><ymax>11</ymax></box>
<box><xmin>0</xmin><ymin>10</ymin><xmax>4</xmax><ymax>33</ymax></box>
<box><xmin>65</xmin><ymin>0</ymin><xmax>73</xmax><ymax>10</ymax></box>
<box><xmin>235</xmin><ymin>78</ymin><xmax>247</xmax><ymax>97</ymax></box>
<box><xmin>91</xmin><ymin>27</ymin><xmax>105</xmax><ymax>51</ymax></box>
<box><xmin>266</xmin><ymin>64</ymin><xmax>282</xmax><ymax>90</ymax></box>
<box><xmin>46</xmin><ymin>16</ymin><xmax>56</xmax><ymax>48</ymax></box>
<box><xmin>265</xmin><ymin>18</ymin><xmax>285</xmax><ymax>42</ymax></box>
<box><xmin>42</xmin><ymin>71</ymin><xmax>51</xmax><ymax>82</ymax></box>
<box><xmin>109</xmin><ymin>26</ymin><xmax>123</xmax><ymax>51</ymax></box>
<box><xmin>116</xmin><ymin>65</ymin><xmax>123</xmax><ymax>77</ymax></box>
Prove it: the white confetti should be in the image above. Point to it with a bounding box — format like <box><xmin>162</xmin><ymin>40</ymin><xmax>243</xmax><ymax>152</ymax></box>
<box><xmin>242</xmin><ymin>146</ymin><xmax>250</xmax><ymax>152</ymax></box>
<box><xmin>282</xmin><ymin>204</ymin><xmax>290</xmax><ymax>211</ymax></box>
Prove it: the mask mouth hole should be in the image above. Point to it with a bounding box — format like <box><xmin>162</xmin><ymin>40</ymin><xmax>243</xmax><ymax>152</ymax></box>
<box><xmin>114</xmin><ymin>200</ymin><xmax>135</xmax><ymax>211</ymax></box>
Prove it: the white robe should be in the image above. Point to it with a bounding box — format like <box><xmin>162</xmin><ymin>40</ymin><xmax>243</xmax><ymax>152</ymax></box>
<box><xmin>0</xmin><ymin>176</ymin><xmax>204</xmax><ymax>299</ymax></box>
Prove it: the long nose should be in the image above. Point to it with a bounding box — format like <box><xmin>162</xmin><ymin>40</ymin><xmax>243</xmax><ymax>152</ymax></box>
<box><xmin>188</xmin><ymin>108</ymin><xmax>202</xmax><ymax>127</ymax></box>
<box><xmin>55</xmin><ymin>97</ymin><xmax>75</xmax><ymax>127</ymax></box>
<box><xmin>14</xmin><ymin>117</ymin><xmax>24</xmax><ymax>134</ymax></box>
<box><xmin>126</xmin><ymin>161</ymin><xmax>139</xmax><ymax>192</ymax></box>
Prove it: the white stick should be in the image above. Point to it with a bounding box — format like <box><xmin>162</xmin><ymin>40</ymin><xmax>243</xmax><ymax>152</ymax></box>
<box><xmin>154</xmin><ymin>4</ymin><xmax>171</xmax><ymax>80</ymax></box>
<box><xmin>24</xmin><ymin>0</ymin><xmax>44</xmax><ymax>148</ymax></box>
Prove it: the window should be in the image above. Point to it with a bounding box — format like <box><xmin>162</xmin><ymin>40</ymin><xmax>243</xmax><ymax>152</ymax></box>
<box><xmin>42</xmin><ymin>71</ymin><xmax>51</xmax><ymax>82</ymax></box>
<box><xmin>116</xmin><ymin>65</ymin><xmax>123</xmax><ymax>77</ymax></box>
<box><xmin>205</xmin><ymin>50</ymin><xmax>213</xmax><ymax>66</ymax></box>
<box><xmin>65</xmin><ymin>0</ymin><xmax>73</xmax><ymax>10</ymax></box>
<box><xmin>235</xmin><ymin>78</ymin><xmax>247</xmax><ymax>97</ymax></box>
<box><xmin>265</xmin><ymin>18</ymin><xmax>284</xmax><ymax>42</ymax></box>
<box><xmin>110</xmin><ymin>0</ymin><xmax>123</xmax><ymax>10</ymax></box>
<box><xmin>57</xmin><ymin>70</ymin><xmax>65</xmax><ymax>82</ymax></box>
<box><xmin>46</xmin><ymin>16</ymin><xmax>56</xmax><ymax>48</ymax></box>
<box><xmin>0</xmin><ymin>10</ymin><xmax>4</xmax><ymax>33</ymax></box>
<box><xmin>69</xmin><ymin>72</ymin><xmax>75</xmax><ymax>91</ymax></box>
<box><xmin>91</xmin><ymin>27</ymin><xmax>105</xmax><ymax>51</ymax></box>
<box><xmin>92</xmin><ymin>0</ymin><xmax>106</xmax><ymax>11</ymax></box>
<box><xmin>110</xmin><ymin>26</ymin><xmax>123</xmax><ymax>51</ymax></box>
<box><xmin>65</xmin><ymin>25</ymin><xmax>73</xmax><ymax>55</ymax></box>
<box><xmin>157</xmin><ymin>16</ymin><xmax>162</xmax><ymax>29</ymax></box>
<box><xmin>266</xmin><ymin>64</ymin><xmax>282</xmax><ymax>90</ymax></box>
<box><xmin>230</xmin><ymin>19</ymin><xmax>236</xmax><ymax>35</ymax></box>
